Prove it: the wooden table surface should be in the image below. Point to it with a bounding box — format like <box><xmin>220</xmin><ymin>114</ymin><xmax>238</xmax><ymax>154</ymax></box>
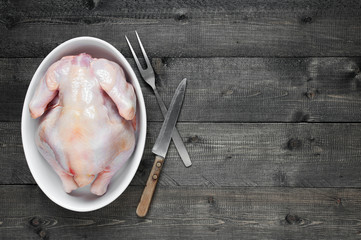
<box><xmin>2</xmin><ymin>0</ymin><xmax>361</xmax><ymax>239</ymax></box>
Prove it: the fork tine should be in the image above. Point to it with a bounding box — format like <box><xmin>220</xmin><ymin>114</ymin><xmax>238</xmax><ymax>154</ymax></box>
<box><xmin>125</xmin><ymin>35</ymin><xmax>145</xmax><ymax>72</ymax></box>
<box><xmin>135</xmin><ymin>31</ymin><xmax>152</xmax><ymax>70</ymax></box>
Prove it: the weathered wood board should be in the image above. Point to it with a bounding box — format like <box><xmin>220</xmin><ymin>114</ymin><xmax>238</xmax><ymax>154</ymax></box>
<box><xmin>1</xmin><ymin>0</ymin><xmax>361</xmax><ymax>58</ymax></box>
<box><xmin>1</xmin><ymin>0</ymin><xmax>361</xmax><ymax>239</ymax></box>
<box><xmin>1</xmin><ymin>57</ymin><xmax>361</xmax><ymax>122</ymax></box>
<box><xmin>0</xmin><ymin>185</ymin><xmax>360</xmax><ymax>239</ymax></box>
<box><xmin>3</xmin><ymin>122</ymin><xmax>361</xmax><ymax>188</ymax></box>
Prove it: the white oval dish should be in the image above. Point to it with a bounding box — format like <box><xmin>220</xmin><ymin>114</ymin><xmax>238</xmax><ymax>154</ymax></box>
<box><xmin>21</xmin><ymin>37</ymin><xmax>146</xmax><ymax>212</ymax></box>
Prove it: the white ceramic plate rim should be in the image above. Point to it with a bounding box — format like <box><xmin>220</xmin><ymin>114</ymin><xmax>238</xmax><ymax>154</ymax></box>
<box><xmin>21</xmin><ymin>37</ymin><xmax>146</xmax><ymax>212</ymax></box>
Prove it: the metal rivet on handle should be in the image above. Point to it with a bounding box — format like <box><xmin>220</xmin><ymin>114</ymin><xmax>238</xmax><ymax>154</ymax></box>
<box><xmin>152</xmin><ymin>174</ymin><xmax>158</xmax><ymax>180</ymax></box>
<box><xmin>156</xmin><ymin>162</ymin><xmax>162</xmax><ymax>168</ymax></box>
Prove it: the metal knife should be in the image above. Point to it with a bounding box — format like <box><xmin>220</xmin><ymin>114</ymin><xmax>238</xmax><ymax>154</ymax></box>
<box><xmin>136</xmin><ymin>78</ymin><xmax>187</xmax><ymax>217</ymax></box>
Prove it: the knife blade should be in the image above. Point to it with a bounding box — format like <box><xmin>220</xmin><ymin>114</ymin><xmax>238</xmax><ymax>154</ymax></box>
<box><xmin>136</xmin><ymin>78</ymin><xmax>187</xmax><ymax>217</ymax></box>
<box><xmin>153</xmin><ymin>87</ymin><xmax>192</xmax><ymax>167</ymax></box>
<box><xmin>152</xmin><ymin>78</ymin><xmax>187</xmax><ymax>158</ymax></box>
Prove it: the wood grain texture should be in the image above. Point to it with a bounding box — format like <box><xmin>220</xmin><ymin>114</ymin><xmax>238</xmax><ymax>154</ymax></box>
<box><xmin>1</xmin><ymin>0</ymin><xmax>361</xmax><ymax>57</ymax></box>
<box><xmin>1</xmin><ymin>57</ymin><xmax>361</xmax><ymax>122</ymax></box>
<box><xmin>3</xmin><ymin>121</ymin><xmax>361</xmax><ymax>188</ymax></box>
<box><xmin>1</xmin><ymin>1</ymin><xmax>361</xmax><ymax>239</ymax></box>
<box><xmin>0</xmin><ymin>185</ymin><xmax>360</xmax><ymax>239</ymax></box>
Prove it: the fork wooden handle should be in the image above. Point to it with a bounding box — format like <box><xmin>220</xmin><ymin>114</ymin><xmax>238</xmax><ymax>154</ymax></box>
<box><xmin>136</xmin><ymin>155</ymin><xmax>165</xmax><ymax>217</ymax></box>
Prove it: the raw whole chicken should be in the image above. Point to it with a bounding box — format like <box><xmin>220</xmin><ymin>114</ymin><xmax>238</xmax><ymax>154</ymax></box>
<box><xmin>29</xmin><ymin>53</ymin><xmax>137</xmax><ymax>196</ymax></box>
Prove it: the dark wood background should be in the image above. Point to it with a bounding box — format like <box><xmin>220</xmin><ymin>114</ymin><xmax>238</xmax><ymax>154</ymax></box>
<box><xmin>2</xmin><ymin>0</ymin><xmax>361</xmax><ymax>239</ymax></box>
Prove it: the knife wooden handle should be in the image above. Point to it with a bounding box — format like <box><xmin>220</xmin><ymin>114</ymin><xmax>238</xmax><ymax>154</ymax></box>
<box><xmin>136</xmin><ymin>155</ymin><xmax>165</xmax><ymax>217</ymax></box>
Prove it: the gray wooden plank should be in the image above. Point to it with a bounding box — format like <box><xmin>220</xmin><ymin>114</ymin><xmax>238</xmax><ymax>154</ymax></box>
<box><xmin>1</xmin><ymin>57</ymin><xmax>361</xmax><ymax>122</ymax></box>
<box><xmin>1</xmin><ymin>0</ymin><xmax>361</xmax><ymax>57</ymax></box>
<box><xmin>3</xmin><ymin>121</ymin><xmax>361</xmax><ymax>188</ymax></box>
<box><xmin>0</xmin><ymin>185</ymin><xmax>360</xmax><ymax>239</ymax></box>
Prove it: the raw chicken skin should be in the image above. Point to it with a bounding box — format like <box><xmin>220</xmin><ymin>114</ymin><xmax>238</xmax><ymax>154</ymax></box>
<box><xmin>29</xmin><ymin>53</ymin><xmax>137</xmax><ymax>196</ymax></box>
